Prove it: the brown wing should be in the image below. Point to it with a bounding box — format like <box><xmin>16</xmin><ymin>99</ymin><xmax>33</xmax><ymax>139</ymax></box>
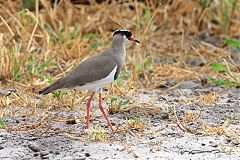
<box><xmin>39</xmin><ymin>53</ymin><xmax>118</xmax><ymax>95</ymax></box>
<box><xmin>63</xmin><ymin>53</ymin><xmax>118</xmax><ymax>88</ymax></box>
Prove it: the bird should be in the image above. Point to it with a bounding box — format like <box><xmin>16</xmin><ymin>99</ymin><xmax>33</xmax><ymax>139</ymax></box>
<box><xmin>38</xmin><ymin>29</ymin><xmax>140</xmax><ymax>133</ymax></box>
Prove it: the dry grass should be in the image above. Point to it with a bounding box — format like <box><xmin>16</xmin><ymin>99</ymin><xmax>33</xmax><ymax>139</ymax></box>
<box><xmin>0</xmin><ymin>0</ymin><xmax>240</xmax><ymax>138</ymax></box>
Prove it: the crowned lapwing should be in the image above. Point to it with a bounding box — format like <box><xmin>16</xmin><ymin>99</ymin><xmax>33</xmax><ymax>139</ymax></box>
<box><xmin>39</xmin><ymin>29</ymin><xmax>140</xmax><ymax>133</ymax></box>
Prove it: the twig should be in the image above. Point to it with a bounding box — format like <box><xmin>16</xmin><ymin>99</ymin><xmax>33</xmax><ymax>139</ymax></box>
<box><xmin>170</xmin><ymin>105</ymin><xmax>188</xmax><ymax>132</ymax></box>
<box><xmin>0</xmin><ymin>15</ymin><xmax>14</xmax><ymax>36</ymax></box>
<box><xmin>27</xmin><ymin>22</ymin><xmax>39</xmax><ymax>51</ymax></box>
<box><xmin>62</xmin><ymin>133</ymin><xmax>86</xmax><ymax>141</ymax></box>
<box><xmin>181</xmin><ymin>149</ymin><xmax>221</xmax><ymax>154</ymax></box>
<box><xmin>142</xmin><ymin>3</ymin><xmax>161</xmax><ymax>39</ymax></box>
<box><xmin>227</xmin><ymin>0</ymin><xmax>237</xmax><ymax>34</ymax></box>
<box><xmin>223</xmin><ymin>58</ymin><xmax>239</xmax><ymax>82</ymax></box>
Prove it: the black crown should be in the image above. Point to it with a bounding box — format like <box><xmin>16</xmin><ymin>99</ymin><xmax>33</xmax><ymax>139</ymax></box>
<box><xmin>113</xmin><ymin>29</ymin><xmax>132</xmax><ymax>38</ymax></box>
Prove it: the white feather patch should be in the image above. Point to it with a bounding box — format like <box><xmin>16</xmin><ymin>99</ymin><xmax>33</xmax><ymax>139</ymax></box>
<box><xmin>74</xmin><ymin>65</ymin><xmax>117</xmax><ymax>93</ymax></box>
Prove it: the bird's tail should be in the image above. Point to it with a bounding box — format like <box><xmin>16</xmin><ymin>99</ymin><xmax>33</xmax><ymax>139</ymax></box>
<box><xmin>38</xmin><ymin>79</ymin><xmax>65</xmax><ymax>95</ymax></box>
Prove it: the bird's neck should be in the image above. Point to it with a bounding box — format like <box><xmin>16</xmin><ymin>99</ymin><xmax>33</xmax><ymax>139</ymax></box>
<box><xmin>111</xmin><ymin>42</ymin><xmax>126</xmax><ymax>65</ymax></box>
<box><xmin>111</xmin><ymin>41</ymin><xmax>125</xmax><ymax>53</ymax></box>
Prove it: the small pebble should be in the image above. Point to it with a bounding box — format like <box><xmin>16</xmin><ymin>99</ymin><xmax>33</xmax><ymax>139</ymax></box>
<box><xmin>15</xmin><ymin>119</ymin><xmax>20</xmax><ymax>123</ymax></box>
<box><xmin>132</xmin><ymin>151</ymin><xmax>140</xmax><ymax>158</ymax></box>
<box><xmin>28</xmin><ymin>144</ymin><xmax>40</xmax><ymax>152</ymax></box>
<box><xmin>225</xmin><ymin>138</ymin><xmax>232</xmax><ymax>143</ymax></box>
<box><xmin>76</xmin><ymin>157</ymin><xmax>86</xmax><ymax>160</ymax></box>
<box><xmin>55</xmin><ymin>151</ymin><xmax>60</xmax><ymax>155</ymax></box>
<box><xmin>85</xmin><ymin>153</ymin><xmax>90</xmax><ymax>157</ymax></box>
<box><xmin>149</xmin><ymin>136</ymin><xmax>155</xmax><ymax>140</ymax></box>
<box><xmin>116</xmin><ymin>146</ymin><xmax>125</xmax><ymax>151</ymax></box>
<box><xmin>201</xmin><ymin>78</ymin><xmax>208</xmax><ymax>86</ymax></box>
<box><xmin>66</xmin><ymin>118</ymin><xmax>77</xmax><ymax>125</ymax></box>
<box><xmin>209</xmin><ymin>142</ymin><xmax>218</xmax><ymax>148</ymax></box>
<box><xmin>160</xmin><ymin>113</ymin><xmax>169</xmax><ymax>120</ymax></box>
<box><xmin>33</xmin><ymin>152</ymin><xmax>39</xmax><ymax>157</ymax></box>
<box><xmin>40</xmin><ymin>151</ymin><xmax>49</xmax><ymax>157</ymax></box>
<box><xmin>42</xmin><ymin>155</ymin><xmax>50</xmax><ymax>159</ymax></box>
<box><xmin>232</xmin><ymin>139</ymin><xmax>240</xmax><ymax>146</ymax></box>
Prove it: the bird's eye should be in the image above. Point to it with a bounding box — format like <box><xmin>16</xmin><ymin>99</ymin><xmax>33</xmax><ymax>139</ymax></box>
<box><xmin>121</xmin><ymin>33</ymin><xmax>124</xmax><ymax>36</ymax></box>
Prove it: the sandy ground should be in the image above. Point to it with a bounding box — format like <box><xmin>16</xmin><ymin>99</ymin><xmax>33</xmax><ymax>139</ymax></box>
<box><xmin>0</xmin><ymin>81</ymin><xmax>240</xmax><ymax>160</ymax></box>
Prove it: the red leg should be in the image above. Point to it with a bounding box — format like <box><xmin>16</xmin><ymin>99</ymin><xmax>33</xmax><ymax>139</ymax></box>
<box><xmin>86</xmin><ymin>91</ymin><xmax>95</xmax><ymax>129</ymax></box>
<box><xmin>98</xmin><ymin>94</ymin><xmax>115</xmax><ymax>133</ymax></box>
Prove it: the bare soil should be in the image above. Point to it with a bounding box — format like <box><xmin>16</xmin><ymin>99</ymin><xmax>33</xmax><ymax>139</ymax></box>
<box><xmin>0</xmin><ymin>81</ymin><xmax>240</xmax><ymax>160</ymax></box>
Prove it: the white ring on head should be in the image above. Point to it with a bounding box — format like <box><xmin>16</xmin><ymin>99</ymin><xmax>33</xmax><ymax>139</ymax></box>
<box><xmin>115</xmin><ymin>29</ymin><xmax>130</xmax><ymax>32</ymax></box>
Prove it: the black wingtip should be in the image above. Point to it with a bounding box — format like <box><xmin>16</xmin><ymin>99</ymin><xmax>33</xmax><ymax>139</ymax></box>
<box><xmin>38</xmin><ymin>86</ymin><xmax>51</xmax><ymax>95</ymax></box>
<box><xmin>38</xmin><ymin>90</ymin><xmax>43</xmax><ymax>95</ymax></box>
<box><xmin>38</xmin><ymin>90</ymin><xmax>45</xmax><ymax>95</ymax></box>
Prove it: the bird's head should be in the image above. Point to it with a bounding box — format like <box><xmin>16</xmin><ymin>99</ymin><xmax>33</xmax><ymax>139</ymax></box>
<box><xmin>113</xmin><ymin>29</ymin><xmax>140</xmax><ymax>45</ymax></box>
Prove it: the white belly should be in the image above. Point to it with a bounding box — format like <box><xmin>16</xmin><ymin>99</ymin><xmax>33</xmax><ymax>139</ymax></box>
<box><xmin>73</xmin><ymin>66</ymin><xmax>117</xmax><ymax>93</ymax></box>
